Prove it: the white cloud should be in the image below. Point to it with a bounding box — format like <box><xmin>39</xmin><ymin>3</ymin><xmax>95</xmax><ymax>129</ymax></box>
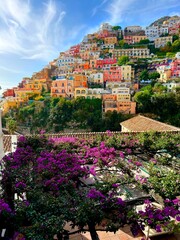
<box><xmin>0</xmin><ymin>0</ymin><xmax>68</xmax><ymax>61</ymax></box>
<box><xmin>105</xmin><ymin>0</ymin><xmax>180</xmax><ymax>26</ymax></box>
<box><xmin>105</xmin><ymin>0</ymin><xmax>135</xmax><ymax>25</ymax></box>
<box><xmin>92</xmin><ymin>0</ymin><xmax>108</xmax><ymax>16</ymax></box>
<box><xmin>0</xmin><ymin>66</ymin><xmax>23</xmax><ymax>74</ymax></box>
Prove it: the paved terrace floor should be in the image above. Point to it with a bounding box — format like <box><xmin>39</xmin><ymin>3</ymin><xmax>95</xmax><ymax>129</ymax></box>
<box><xmin>69</xmin><ymin>226</ymin><xmax>180</xmax><ymax>240</ymax></box>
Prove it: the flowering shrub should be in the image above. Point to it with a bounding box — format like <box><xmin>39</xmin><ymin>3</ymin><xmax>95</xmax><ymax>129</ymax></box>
<box><xmin>137</xmin><ymin>199</ymin><xmax>180</xmax><ymax>233</ymax></box>
<box><xmin>0</xmin><ymin>132</ymin><xmax>179</xmax><ymax>239</ymax></box>
<box><xmin>0</xmin><ymin>199</ymin><xmax>12</xmax><ymax>214</ymax></box>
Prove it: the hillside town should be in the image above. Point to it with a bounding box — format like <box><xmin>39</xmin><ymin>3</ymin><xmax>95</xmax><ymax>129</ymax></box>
<box><xmin>1</xmin><ymin>16</ymin><xmax>180</xmax><ymax>118</ymax></box>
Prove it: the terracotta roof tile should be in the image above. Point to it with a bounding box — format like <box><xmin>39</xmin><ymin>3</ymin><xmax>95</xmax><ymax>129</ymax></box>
<box><xmin>120</xmin><ymin>115</ymin><xmax>180</xmax><ymax>132</ymax></box>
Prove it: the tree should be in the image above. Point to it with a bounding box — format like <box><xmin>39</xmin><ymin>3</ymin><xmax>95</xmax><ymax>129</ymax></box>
<box><xmin>149</xmin><ymin>72</ymin><xmax>160</xmax><ymax>80</ymax></box>
<box><xmin>172</xmin><ymin>35</ymin><xmax>179</xmax><ymax>42</ymax></box>
<box><xmin>112</xmin><ymin>26</ymin><xmax>121</xmax><ymax>31</ymax></box>
<box><xmin>134</xmin><ymin>89</ymin><xmax>152</xmax><ymax>112</ymax></box>
<box><xmin>139</xmin><ymin>39</ymin><xmax>150</xmax><ymax>44</ymax></box>
<box><xmin>172</xmin><ymin>39</ymin><xmax>180</xmax><ymax>52</ymax></box>
<box><xmin>51</xmin><ymin>76</ymin><xmax>56</xmax><ymax>80</ymax></box>
<box><xmin>117</xmin><ymin>56</ymin><xmax>129</xmax><ymax>66</ymax></box>
<box><xmin>118</xmin><ymin>40</ymin><xmax>125</xmax><ymax>48</ymax></box>
<box><xmin>6</xmin><ymin>117</ymin><xmax>17</xmax><ymax>134</ymax></box>
<box><xmin>139</xmin><ymin>70</ymin><xmax>149</xmax><ymax>80</ymax></box>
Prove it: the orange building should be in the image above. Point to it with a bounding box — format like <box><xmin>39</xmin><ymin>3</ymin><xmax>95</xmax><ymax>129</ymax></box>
<box><xmin>102</xmin><ymin>94</ymin><xmax>117</xmax><ymax>112</ymax></box>
<box><xmin>51</xmin><ymin>78</ymin><xmax>74</xmax><ymax>98</ymax></box>
<box><xmin>102</xmin><ymin>93</ymin><xmax>136</xmax><ymax>114</ymax></box>
<box><xmin>74</xmin><ymin>74</ymin><xmax>88</xmax><ymax>88</ymax></box>
<box><xmin>14</xmin><ymin>88</ymin><xmax>41</xmax><ymax>100</ymax></box>
<box><xmin>82</xmin><ymin>61</ymin><xmax>90</xmax><ymax>69</ymax></box>
<box><xmin>24</xmin><ymin>78</ymin><xmax>50</xmax><ymax>92</ymax></box>
<box><xmin>117</xmin><ymin>101</ymin><xmax>136</xmax><ymax>114</ymax></box>
<box><xmin>104</xmin><ymin>37</ymin><xmax>117</xmax><ymax>44</ymax></box>
<box><xmin>132</xmin><ymin>35</ymin><xmax>147</xmax><ymax>43</ymax></box>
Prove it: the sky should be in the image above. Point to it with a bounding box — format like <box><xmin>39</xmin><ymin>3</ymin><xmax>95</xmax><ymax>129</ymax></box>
<box><xmin>0</xmin><ymin>0</ymin><xmax>180</xmax><ymax>94</ymax></box>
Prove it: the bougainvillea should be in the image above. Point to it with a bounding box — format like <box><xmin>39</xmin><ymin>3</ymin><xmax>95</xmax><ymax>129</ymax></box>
<box><xmin>0</xmin><ymin>132</ymin><xmax>179</xmax><ymax>240</ymax></box>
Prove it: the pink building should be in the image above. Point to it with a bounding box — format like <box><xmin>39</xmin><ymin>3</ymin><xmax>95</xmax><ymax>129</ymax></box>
<box><xmin>103</xmin><ymin>66</ymin><xmax>122</xmax><ymax>82</ymax></box>
<box><xmin>96</xmin><ymin>58</ymin><xmax>117</xmax><ymax>69</ymax></box>
<box><xmin>123</xmin><ymin>35</ymin><xmax>133</xmax><ymax>44</ymax></box>
<box><xmin>169</xmin><ymin>23</ymin><xmax>180</xmax><ymax>35</ymax></box>
<box><xmin>170</xmin><ymin>59</ymin><xmax>180</xmax><ymax>77</ymax></box>
<box><xmin>69</xmin><ymin>45</ymin><xmax>80</xmax><ymax>56</ymax></box>
<box><xmin>98</xmin><ymin>30</ymin><xmax>116</xmax><ymax>38</ymax></box>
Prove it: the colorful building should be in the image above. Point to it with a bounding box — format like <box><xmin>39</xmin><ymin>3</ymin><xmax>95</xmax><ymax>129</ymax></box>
<box><xmin>170</xmin><ymin>59</ymin><xmax>180</xmax><ymax>78</ymax></box>
<box><xmin>110</xmin><ymin>48</ymin><xmax>150</xmax><ymax>59</ymax></box>
<box><xmin>89</xmin><ymin>72</ymin><xmax>104</xmax><ymax>84</ymax></box>
<box><xmin>51</xmin><ymin>78</ymin><xmax>74</xmax><ymax>98</ymax></box>
<box><xmin>96</xmin><ymin>58</ymin><xmax>117</xmax><ymax>69</ymax></box>
<box><xmin>155</xmin><ymin>36</ymin><xmax>173</xmax><ymax>48</ymax></box>
<box><xmin>121</xmin><ymin>65</ymin><xmax>134</xmax><ymax>81</ymax></box>
<box><xmin>74</xmin><ymin>74</ymin><xmax>88</xmax><ymax>88</ymax></box>
<box><xmin>104</xmin><ymin>37</ymin><xmax>117</xmax><ymax>44</ymax></box>
<box><xmin>103</xmin><ymin>66</ymin><xmax>121</xmax><ymax>82</ymax></box>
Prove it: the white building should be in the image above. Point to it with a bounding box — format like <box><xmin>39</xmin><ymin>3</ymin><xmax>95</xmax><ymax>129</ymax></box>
<box><xmin>125</xmin><ymin>26</ymin><xmax>142</xmax><ymax>32</ymax></box>
<box><xmin>106</xmin><ymin>82</ymin><xmax>131</xmax><ymax>89</ymax></box>
<box><xmin>162</xmin><ymin>82</ymin><xmax>180</xmax><ymax>92</ymax></box>
<box><xmin>145</xmin><ymin>26</ymin><xmax>159</xmax><ymax>41</ymax></box>
<box><xmin>101</xmin><ymin>44</ymin><xmax>114</xmax><ymax>49</ymax></box>
<box><xmin>89</xmin><ymin>72</ymin><xmax>104</xmax><ymax>84</ymax></box>
<box><xmin>99</xmin><ymin>23</ymin><xmax>112</xmax><ymax>32</ymax></box>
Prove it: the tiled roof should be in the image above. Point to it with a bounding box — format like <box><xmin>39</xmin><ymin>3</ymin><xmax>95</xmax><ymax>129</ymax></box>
<box><xmin>120</xmin><ymin>115</ymin><xmax>180</xmax><ymax>132</ymax></box>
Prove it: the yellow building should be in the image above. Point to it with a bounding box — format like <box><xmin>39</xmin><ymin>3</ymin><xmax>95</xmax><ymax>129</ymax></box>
<box><xmin>132</xmin><ymin>35</ymin><xmax>147</xmax><ymax>43</ymax></box>
<box><xmin>1</xmin><ymin>97</ymin><xmax>27</xmax><ymax>114</ymax></box>
<box><xmin>14</xmin><ymin>88</ymin><xmax>41</xmax><ymax>100</ymax></box>
<box><xmin>121</xmin><ymin>65</ymin><xmax>134</xmax><ymax>81</ymax></box>
<box><xmin>74</xmin><ymin>87</ymin><xmax>87</xmax><ymax>98</ymax></box>
<box><xmin>155</xmin><ymin>36</ymin><xmax>173</xmax><ymax>48</ymax></box>
<box><xmin>157</xmin><ymin>68</ymin><xmax>172</xmax><ymax>82</ymax></box>
<box><xmin>104</xmin><ymin>37</ymin><xmax>117</xmax><ymax>44</ymax></box>
<box><xmin>24</xmin><ymin>78</ymin><xmax>49</xmax><ymax>91</ymax></box>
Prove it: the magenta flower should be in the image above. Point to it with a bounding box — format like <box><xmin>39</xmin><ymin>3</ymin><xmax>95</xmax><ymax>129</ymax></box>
<box><xmin>89</xmin><ymin>166</ymin><xmax>96</xmax><ymax>176</ymax></box>
<box><xmin>87</xmin><ymin>188</ymin><xmax>105</xmax><ymax>199</ymax></box>
<box><xmin>119</xmin><ymin>151</ymin><xmax>124</xmax><ymax>158</ymax></box>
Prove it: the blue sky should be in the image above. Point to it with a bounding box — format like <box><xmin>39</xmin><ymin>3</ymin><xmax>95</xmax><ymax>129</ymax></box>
<box><xmin>0</xmin><ymin>0</ymin><xmax>179</xmax><ymax>94</ymax></box>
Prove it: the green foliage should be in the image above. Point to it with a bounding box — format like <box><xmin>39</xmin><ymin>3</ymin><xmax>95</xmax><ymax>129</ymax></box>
<box><xmin>51</xmin><ymin>76</ymin><xmax>56</xmax><ymax>80</ymax></box>
<box><xmin>139</xmin><ymin>39</ymin><xmax>150</xmax><ymax>44</ymax></box>
<box><xmin>139</xmin><ymin>70</ymin><xmax>149</xmax><ymax>80</ymax></box>
<box><xmin>172</xmin><ymin>34</ymin><xmax>179</xmax><ymax>42</ymax></box>
<box><xmin>166</xmin><ymin>52</ymin><xmax>176</xmax><ymax>58</ymax></box>
<box><xmin>117</xmin><ymin>56</ymin><xmax>129</xmax><ymax>66</ymax></box>
<box><xmin>148</xmin><ymin>170</ymin><xmax>180</xmax><ymax>199</ymax></box>
<box><xmin>112</xmin><ymin>26</ymin><xmax>121</xmax><ymax>31</ymax></box>
<box><xmin>149</xmin><ymin>72</ymin><xmax>160</xmax><ymax>80</ymax></box>
<box><xmin>118</xmin><ymin>40</ymin><xmax>125</xmax><ymax>48</ymax></box>
<box><xmin>134</xmin><ymin>84</ymin><xmax>180</xmax><ymax>127</ymax></box>
<box><xmin>172</xmin><ymin>39</ymin><xmax>180</xmax><ymax>52</ymax></box>
<box><xmin>6</xmin><ymin>117</ymin><xmax>17</xmax><ymax>134</ymax></box>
